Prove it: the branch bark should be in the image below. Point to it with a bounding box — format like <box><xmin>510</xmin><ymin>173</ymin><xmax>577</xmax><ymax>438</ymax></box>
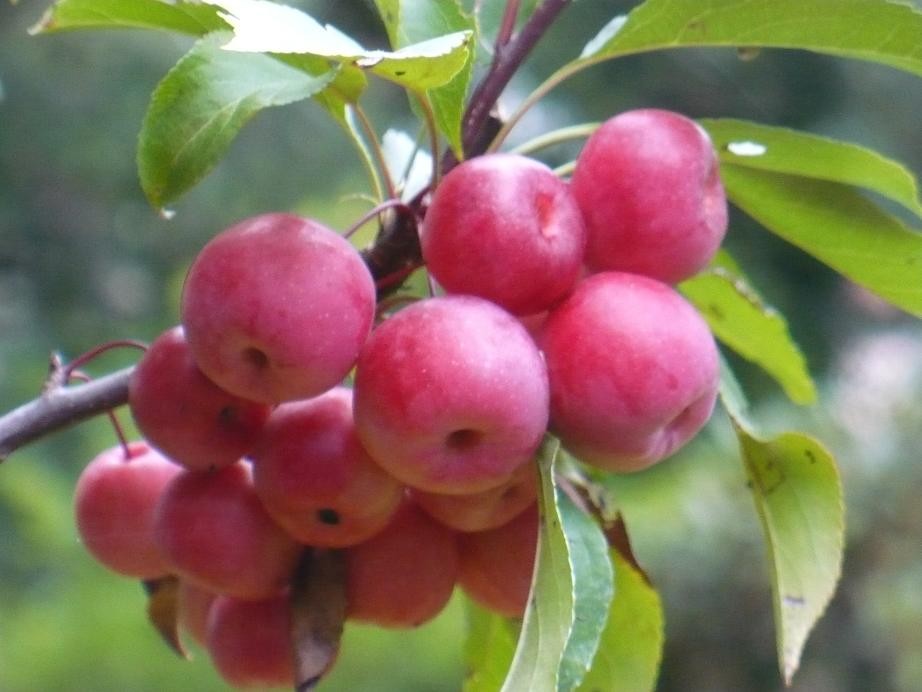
<box><xmin>0</xmin><ymin>367</ymin><xmax>132</xmax><ymax>462</ymax></box>
<box><xmin>0</xmin><ymin>0</ymin><xmax>573</xmax><ymax>462</ymax></box>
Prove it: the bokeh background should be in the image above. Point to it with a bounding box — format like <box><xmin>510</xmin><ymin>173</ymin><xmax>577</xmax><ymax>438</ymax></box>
<box><xmin>2</xmin><ymin>1</ymin><xmax>921</xmax><ymax>690</ymax></box>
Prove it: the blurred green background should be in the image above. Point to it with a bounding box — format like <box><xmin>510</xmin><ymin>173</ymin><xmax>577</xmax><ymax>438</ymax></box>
<box><xmin>2</xmin><ymin>1</ymin><xmax>921</xmax><ymax>690</ymax></box>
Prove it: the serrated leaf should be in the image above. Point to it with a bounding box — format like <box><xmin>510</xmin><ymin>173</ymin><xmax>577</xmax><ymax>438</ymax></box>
<box><xmin>463</xmin><ymin>599</ymin><xmax>519</xmax><ymax>692</ymax></box>
<box><xmin>719</xmin><ymin>364</ymin><xmax>844</xmax><ymax>684</ymax></box>
<box><xmin>577</xmin><ymin>550</ymin><xmax>663</xmax><ymax>692</ymax></box>
<box><xmin>578</xmin><ymin>0</ymin><xmax>922</xmax><ymax>78</ymax></box>
<box><xmin>372</xmin><ymin>0</ymin><xmax>476</xmax><ymax>156</ymax></box>
<box><xmin>501</xmin><ymin>438</ymin><xmax>613</xmax><ymax>692</ymax></box>
<box><xmin>721</xmin><ymin>165</ymin><xmax>922</xmax><ymax>317</ymax></box>
<box><xmin>290</xmin><ymin>549</ymin><xmax>346</xmax><ymax>690</ymax></box>
<box><xmin>143</xmin><ymin>575</ymin><xmax>187</xmax><ymax>660</ymax></box>
<box><xmin>681</xmin><ymin>257</ymin><xmax>816</xmax><ymax>405</ymax></box>
<box><xmin>31</xmin><ymin>0</ymin><xmax>226</xmax><ymax>35</ymax></box>
<box><xmin>138</xmin><ymin>32</ymin><xmax>335</xmax><ymax>209</ymax></box>
<box><xmin>206</xmin><ymin>0</ymin><xmax>472</xmax><ymax>92</ymax></box>
<box><xmin>701</xmin><ymin>119</ymin><xmax>922</xmax><ymax>218</ymax></box>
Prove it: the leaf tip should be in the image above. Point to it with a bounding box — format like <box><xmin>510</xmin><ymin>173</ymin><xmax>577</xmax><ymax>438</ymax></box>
<box><xmin>28</xmin><ymin>10</ymin><xmax>55</xmax><ymax>35</ymax></box>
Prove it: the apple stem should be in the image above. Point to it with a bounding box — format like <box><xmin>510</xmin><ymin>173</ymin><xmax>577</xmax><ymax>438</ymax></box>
<box><xmin>68</xmin><ymin>369</ymin><xmax>132</xmax><ymax>459</ymax></box>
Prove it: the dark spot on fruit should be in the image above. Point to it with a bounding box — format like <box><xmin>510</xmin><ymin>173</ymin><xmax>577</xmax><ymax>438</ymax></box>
<box><xmin>446</xmin><ymin>428</ymin><xmax>482</xmax><ymax>451</ymax></box>
<box><xmin>242</xmin><ymin>347</ymin><xmax>269</xmax><ymax>370</ymax></box>
<box><xmin>217</xmin><ymin>405</ymin><xmax>237</xmax><ymax>426</ymax></box>
<box><xmin>317</xmin><ymin>508</ymin><xmax>341</xmax><ymax>526</ymax></box>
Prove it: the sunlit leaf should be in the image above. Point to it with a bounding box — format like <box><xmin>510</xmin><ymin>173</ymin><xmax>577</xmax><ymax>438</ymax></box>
<box><xmin>579</xmin><ymin>0</ymin><xmax>922</xmax><ymax>78</ymax></box>
<box><xmin>701</xmin><ymin>119</ymin><xmax>922</xmax><ymax>218</ymax></box>
<box><xmin>206</xmin><ymin>0</ymin><xmax>472</xmax><ymax>92</ymax></box>
<box><xmin>31</xmin><ymin>0</ymin><xmax>225</xmax><ymax>35</ymax></box>
<box><xmin>463</xmin><ymin>599</ymin><xmax>519</xmax><ymax>692</ymax></box>
<box><xmin>501</xmin><ymin>438</ymin><xmax>612</xmax><ymax>692</ymax></box>
<box><xmin>143</xmin><ymin>575</ymin><xmax>187</xmax><ymax>659</ymax></box>
<box><xmin>577</xmin><ymin>550</ymin><xmax>663</xmax><ymax>692</ymax></box>
<box><xmin>138</xmin><ymin>32</ymin><xmax>335</xmax><ymax>209</ymax></box>
<box><xmin>681</xmin><ymin>255</ymin><xmax>816</xmax><ymax>405</ymax></box>
<box><xmin>722</xmin><ymin>165</ymin><xmax>922</xmax><ymax>317</ymax></box>
<box><xmin>373</xmin><ymin>0</ymin><xmax>475</xmax><ymax>156</ymax></box>
<box><xmin>290</xmin><ymin>549</ymin><xmax>346</xmax><ymax>690</ymax></box>
<box><xmin>719</xmin><ymin>364</ymin><xmax>844</xmax><ymax>684</ymax></box>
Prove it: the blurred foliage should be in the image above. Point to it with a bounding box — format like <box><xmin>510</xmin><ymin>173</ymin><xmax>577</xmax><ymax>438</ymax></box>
<box><xmin>1</xmin><ymin>1</ymin><xmax>921</xmax><ymax>690</ymax></box>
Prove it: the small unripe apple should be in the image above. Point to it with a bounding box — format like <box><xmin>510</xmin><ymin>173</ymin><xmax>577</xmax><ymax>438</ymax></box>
<box><xmin>181</xmin><ymin>213</ymin><xmax>376</xmax><ymax>404</ymax></box>
<box><xmin>153</xmin><ymin>461</ymin><xmax>302</xmax><ymax>599</ymax></box>
<box><xmin>458</xmin><ymin>503</ymin><xmax>538</xmax><ymax>618</ymax></box>
<box><xmin>353</xmin><ymin>295</ymin><xmax>549</xmax><ymax>495</ymax></box>
<box><xmin>74</xmin><ymin>441</ymin><xmax>180</xmax><ymax>579</ymax></box>
<box><xmin>422</xmin><ymin>153</ymin><xmax>586</xmax><ymax>315</ymax></box>
<box><xmin>571</xmin><ymin>109</ymin><xmax>727</xmax><ymax>283</ymax></box>
<box><xmin>540</xmin><ymin>271</ymin><xmax>719</xmax><ymax>471</ymax></box>
<box><xmin>129</xmin><ymin>326</ymin><xmax>270</xmax><ymax>471</ymax></box>
<box><xmin>251</xmin><ymin>387</ymin><xmax>404</xmax><ymax>547</ymax></box>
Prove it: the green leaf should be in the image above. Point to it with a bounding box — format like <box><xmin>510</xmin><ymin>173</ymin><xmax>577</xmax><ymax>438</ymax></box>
<box><xmin>701</xmin><ymin>119</ymin><xmax>922</xmax><ymax>218</ymax></box>
<box><xmin>719</xmin><ymin>364</ymin><xmax>844</xmax><ymax>684</ymax></box>
<box><xmin>138</xmin><ymin>32</ymin><xmax>335</xmax><ymax>209</ymax></box>
<box><xmin>31</xmin><ymin>0</ymin><xmax>226</xmax><ymax>35</ymax></box>
<box><xmin>580</xmin><ymin>0</ymin><xmax>922</xmax><ymax>79</ymax></box>
<box><xmin>208</xmin><ymin>0</ymin><xmax>472</xmax><ymax>92</ymax></box>
<box><xmin>463</xmin><ymin>600</ymin><xmax>519</xmax><ymax>692</ymax></box>
<box><xmin>501</xmin><ymin>439</ymin><xmax>613</xmax><ymax>692</ymax></box>
<box><xmin>577</xmin><ymin>551</ymin><xmax>664</xmax><ymax>692</ymax></box>
<box><xmin>721</xmin><ymin>165</ymin><xmax>922</xmax><ymax>317</ymax></box>
<box><xmin>681</xmin><ymin>254</ymin><xmax>816</xmax><ymax>405</ymax></box>
<box><xmin>371</xmin><ymin>0</ymin><xmax>475</xmax><ymax>180</ymax></box>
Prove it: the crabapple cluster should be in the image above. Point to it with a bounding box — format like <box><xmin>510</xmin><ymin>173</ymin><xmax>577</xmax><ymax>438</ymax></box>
<box><xmin>73</xmin><ymin>108</ymin><xmax>726</xmax><ymax>688</ymax></box>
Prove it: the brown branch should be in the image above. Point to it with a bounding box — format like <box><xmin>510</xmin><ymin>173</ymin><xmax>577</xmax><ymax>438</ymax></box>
<box><xmin>0</xmin><ymin>366</ymin><xmax>133</xmax><ymax>462</ymax></box>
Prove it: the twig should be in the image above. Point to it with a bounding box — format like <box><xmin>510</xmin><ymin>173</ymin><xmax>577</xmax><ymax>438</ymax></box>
<box><xmin>0</xmin><ymin>366</ymin><xmax>133</xmax><ymax>462</ymax></box>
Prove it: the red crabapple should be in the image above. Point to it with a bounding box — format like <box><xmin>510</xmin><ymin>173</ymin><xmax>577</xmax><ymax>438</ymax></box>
<box><xmin>154</xmin><ymin>461</ymin><xmax>302</xmax><ymax>599</ymax></box>
<box><xmin>74</xmin><ymin>441</ymin><xmax>180</xmax><ymax>579</ymax></box>
<box><xmin>412</xmin><ymin>460</ymin><xmax>537</xmax><ymax>533</ymax></box>
<box><xmin>458</xmin><ymin>503</ymin><xmax>538</xmax><ymax>618</ymax></box>
<box><xmin>571</xmin><ymin>109</ymin><xmax>727</xmax><ymax>283</ymax></box>
<box><xmin>353</xmin><ymin>295</ymin><xmax>549</xmax><ymax>495</ymax></box>
<box><xmin>421</xmin><ymin>153</ymin><xmax>586</xmax><ymax>315</ymax></box>
<box><xmin>206</xmin><ymin>593</ymin><xmax>294</xmax><ymax>688</ymax></box>
<box><xmin>181</xmin><ymin>213</ymin><xmax>376</xmax><ymax>404</ymax></box>
<box><xmin>540</xmin><ymin>271</ymin><xmax>719</xmax><ymax>472</ymax></box>
<box><xmin>129</xmin><ymin>326</ymin><xmax>270</xmax><ymax>471</ymax></box>
<box><xmin>344</xmin><ymin>501</ymin><xmax>459</xmax><ymax>628</ymax></box>
<box><xmin>251</xmin><ymin>387</ymin><xmax>404</xmax><ymax>548</ymax></box>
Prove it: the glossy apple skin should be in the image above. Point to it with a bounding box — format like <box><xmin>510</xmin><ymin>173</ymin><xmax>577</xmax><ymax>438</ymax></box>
<box><xmin>153</xmin><ymin>462</ymin><xmax>302</xmax><ymax>599</ymax></box>
<box><xmin>353</xmin><ymin>295</ymin><xmax>549</xmax><ymax>495</ymax></box>
<box><xmin>571</xmin><ymin>109</ymin><xmax>727</xmax><ymax>283</ymax></box>
<box><xmin>412</xmin><ymin>460</ymin><xmax>537</xmax><ymax>533</ymax></box>
<box><xmin>129</xmin><ymin>326</ymin><xmax>270</xmax><ymax>471</ymax></box>
<box><xmin>251</xmin><ymin>387</ymin><xmax>404</xmax><ymax>548</ymax></box>
<box><xmin>422</xmin><ymin>153</ymin><xmax>586</xmax><ymax>315</ymax></box>
<box><xmin>206</xmin><ymin>593</ymin><xmax>294</xmax><ymax>688</ymax></box>
<box><xmin>344</xmin><ymin>501</ymin><xmax>459</xmax><ymax>628</ymax></box>
<box><xmin>540</xmin><ymin>272</ymin><xmax>719</xmax><ymax>471</ymax></box>
<box><xmin>181</xmin><ymin>213</ymin><xmax>376</xmax><ymax>404</ymax></box>
<box><xmin>74</xmin><ymin>441</ymin><xmax>181</xmax><ymax>579</ymax></box>
<box><xmin>458</xmin><ymin>503</ymin><xmax>538</xmax><ymax>618</ymax></box>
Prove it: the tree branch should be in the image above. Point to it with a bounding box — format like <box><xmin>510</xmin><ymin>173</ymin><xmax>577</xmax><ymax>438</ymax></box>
<box><xmin>0</xmin><ymin>366</ymin><xmax>133</xmax><ymax>462</ymax></box>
